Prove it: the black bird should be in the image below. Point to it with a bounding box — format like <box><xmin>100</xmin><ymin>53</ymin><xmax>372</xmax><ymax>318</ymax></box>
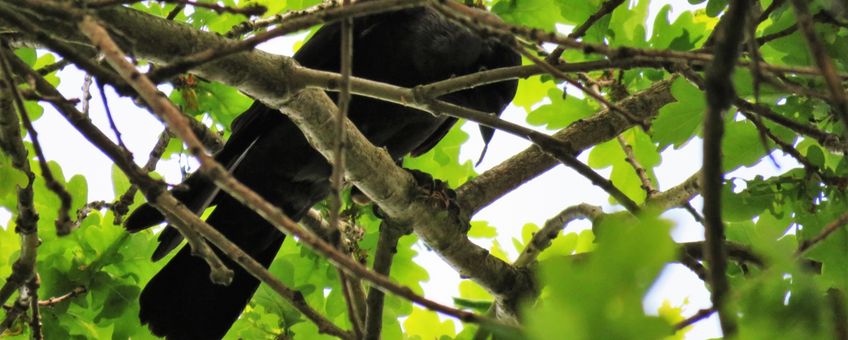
<box><xmin>124</xmin><ymin>6</ymin><xmax>520</xmax><ymax>339</ymax></box>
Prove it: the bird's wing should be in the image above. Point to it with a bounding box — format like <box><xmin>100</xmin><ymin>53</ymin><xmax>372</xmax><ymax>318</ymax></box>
<box><xmin>409</xmin><ymin>117</ymin><xmax>458</xmax><ymax>157</ymax></box>
<box><xmin>293</xmin><ymin>13</ymin><xmax>392</xmax><ymax>69</ymax></box>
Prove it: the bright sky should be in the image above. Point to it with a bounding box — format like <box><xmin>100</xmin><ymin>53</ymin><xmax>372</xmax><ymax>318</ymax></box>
<box><xmin>0</xmin><ymin>1</ymin><xmax>801</xmax><ymax>339</ymax></box>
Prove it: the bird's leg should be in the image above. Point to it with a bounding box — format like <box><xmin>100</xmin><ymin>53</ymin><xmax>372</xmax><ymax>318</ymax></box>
<box><xmin>366</xmin><ymin>168</ymin><xmax>462</xmax><ymax>228</ymax></box>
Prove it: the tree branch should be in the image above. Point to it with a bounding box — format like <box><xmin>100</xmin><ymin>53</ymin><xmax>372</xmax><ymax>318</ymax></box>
<box><xmin>513</xmin><ymin>204</ymin><xmax>603</xmax><ymax>268</ymax></box>
<box><xmin>701</xmin><ymin>1</ymin><xmax>750</xmax><ymax>334</ymax></box>
<box><xmin>0</xmin><ymin>45</ymin><xmax>74</xmax><ymax>235</ymax></box>
<box><xmin>0</xmin><ymin>46</ymin><xmax>39</xmax><ymax>310</ymax></box>
<box><xmin>364</xmin><ymin>222</ymin><xmax>409</xmax><ymax>340</ymax></box>
<box><xmin>457</xmin><ymin>78</ymin><xmax>676</xmax><ymax>215</ymax></box>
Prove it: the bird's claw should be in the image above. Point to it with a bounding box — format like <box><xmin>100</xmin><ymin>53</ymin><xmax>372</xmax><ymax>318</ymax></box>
<box><xmin>405</xmin><ymin>169</ymin><xmax>457</xmax><ymax>210</ymax></box>
<box><xmin>371</xmin><ymin>169</ymin><xmax>462</xmax><ymax>225</ymax></box>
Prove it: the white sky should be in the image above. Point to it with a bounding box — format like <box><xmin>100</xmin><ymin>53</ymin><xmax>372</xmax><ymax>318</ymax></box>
<box><xmin>0</xmin><ymin>1</ymin><xmax>801</xmax><ymax>339</ymax></box>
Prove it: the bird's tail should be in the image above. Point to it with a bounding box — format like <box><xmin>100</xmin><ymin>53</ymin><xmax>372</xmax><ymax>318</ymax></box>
<box><xmin>138</xmin><ymin>195</ymin><xmax>284</xmax><ymax>339</ymax></box>
<box><xmin>123</xmin><ymin>171</ymin><xmax>219</xmax><ymax>234</ymax></box>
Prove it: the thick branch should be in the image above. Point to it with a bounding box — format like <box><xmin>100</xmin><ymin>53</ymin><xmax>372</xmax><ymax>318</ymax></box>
<box><xmin>284</xmin><ymin>89</ymin><xmax>534</xmax><ymax>318</ymax></box>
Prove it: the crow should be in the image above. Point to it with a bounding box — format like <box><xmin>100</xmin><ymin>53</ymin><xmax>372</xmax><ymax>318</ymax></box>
<box><xmin>124</xmin><ymin>6</ymin><xmax>520</xmax><ymax>339</ymax></box>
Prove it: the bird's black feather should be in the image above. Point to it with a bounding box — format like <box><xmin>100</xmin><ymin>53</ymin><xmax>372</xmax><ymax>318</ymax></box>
<box><xmin>125</xmin><ymin>7</ymin><xmax>520</xmax><ymax>339</ymax></box>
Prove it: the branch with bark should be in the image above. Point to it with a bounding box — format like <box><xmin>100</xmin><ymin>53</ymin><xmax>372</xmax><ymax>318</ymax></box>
<box><xmin>0</xmin><ymin>45</ymin><xmax>40</xmax><ymax>312</ymax></box>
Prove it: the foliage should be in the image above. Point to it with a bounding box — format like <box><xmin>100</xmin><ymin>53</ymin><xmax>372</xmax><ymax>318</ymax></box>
<box><xmin>3</xmin><ymin>0</ymin><xmax>848</xmax><ymax>339</ymax></box>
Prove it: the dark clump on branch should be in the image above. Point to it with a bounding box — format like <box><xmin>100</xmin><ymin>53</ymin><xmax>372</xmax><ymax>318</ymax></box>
<box><xmin>123</xmin><ymin>6</ymin><xmax>519</xmax><ymax>339</ymax></box>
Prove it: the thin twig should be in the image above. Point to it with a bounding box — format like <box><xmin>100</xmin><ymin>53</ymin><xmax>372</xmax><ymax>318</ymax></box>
<box><xmin>112</xmin><ymin>129</ymin><xmax>171</xmax><ymax>224</ymax></box>
<box><xmin>328</xmin><ymin>0</ymin><xmax>354</xmax><ymax>261</ymax></box>
<box><xmin>758</xmin><ymin>0</ymin><xmax>785</xmax><ymax>23</ymax></box>
<box><xmin>680</xmin><ymin>241</ymin><xmax>764</xmax><ymax>268</ymax></box>
<box><xmin>797</xmin><ymin>210</ymin><xmax>848</xmax><ymax>256</ymax></box>
<box><xmin>35</xmin><ymin>58</ymin><xmax>70</xmax><ymax>75</ymax></box>
<box><xmin>364</xmin><ymin>223</ymin><xmax>409</xmax><ymax>340</ymax></box>
<box><xmin>514</xmin><ymin>204</ymin><xmax>603</xmax><ymax>268</ymax></box>
<box><xmin>333</xmin><ymin>6</ymin><xmax>360</xmax><ymax>335</ymax></box>
<box><xmin>430</xmin><ymin>3</ymin><xmax>648</xmax><ymax>130</ymax></box>
<box><xmin>745</xmin><ymin>8</ymin><xmax>763</xmax><ymax>102</ymax></box>
<box><xmin>755</xmin><ymin>24</ymin><xmax>796</xmax><ymax>46</ymax></box>
<box><xmin>227</xmin><ymin>0</ymin><xmax>342</xmax><ymax>38</ymax></box>
<box><xmin>165</xmin><ymin>3</ymin><xmax>184</xmax><ymax>20</ymax></box>
<box><xmin>38</xmin><ymin>286</ymin><xmax>87</xmax><ymax>307</ymax></box>
<box><xmin>617</xmin><ymin>135</ymin><xmax>657</xmax><ymax>198</ymax></box>
<box><xmin>546</xmin><ymin>0</ymin><xmax>626</xmax><ymax>63</ymax></box>
<box><xmin>675</xmin><ymin>308</ymin><xmax>716</xmax><ymax>330</ymax></box>
<box><xmin>678</xmin><ymin>251</ymin><xmax>707</xmax><ymax>281</ymax></box>
<box><xmin>97</xmin><ymin>81</ymin><xmax>129</xmax><ymax>151</ymax></box>
<box><xmin>683</xmin><ymin>203</ymin><xmax>705</xmax><ymax>224</ymax></box>
<box><xmin>337</xmin><ymin>269</ymin><xmax>364</xmax><ymax>338</ymax></box>
<box><xmin>87</xmin><ymin>0</ymin><xmax>267</xmax><ymax>16</ymax></box>
<box><xmin>456</xmin><ymin>78</ymin><xmax>676</xmax><ymax>218</ymax></box>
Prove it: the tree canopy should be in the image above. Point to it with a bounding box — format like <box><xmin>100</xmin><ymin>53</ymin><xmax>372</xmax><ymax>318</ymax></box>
<box><xmin>2</xmin><ymin>0</ymin><xmax>848</xmax><ymax>339</ymax></box>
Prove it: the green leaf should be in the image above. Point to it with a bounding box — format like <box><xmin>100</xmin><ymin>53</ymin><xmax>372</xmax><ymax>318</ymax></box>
<box><xmin>14</xmin><ymin>48</ymin><xmax>36</xmax><ymax>65</ymax></box>
<box><xmin>492</xmin><ymin>0</ymin><xmax>563</xmax><ymax>30</ymax></box>
<box><xmin>459</xmin><ymin>280</ymin><xmax>492</xmax><ymax>301</ymax></box>
<box><xmin>609</xmin><ymin>0</ymin><xmax>650</xmax><ymax>47</ymax></box>
<box><xmin>705</xmin><ymin>0</ymin><xmax>728</xmax><ymax>17</ymax></box>
<box><xmin>651</xmin><ymin>6</ymin><xmax>710</xmax><ymax>50</ymax></box>
<box><xmin>525</xmin><ymin>214</ymin><xmax>674</xmax><ymax>340</ymax></box>
<box><xmin>403</xmin><ymin>307</ymin><xmax>456</xmax><ymax>339</ymax></box>
<box><xmin>513</xmin><ymin>75</ymin><xmax>557</xmax><ymax>112</ymax></box>
<box><xmin>805</xmin><ymin>144</ymin><xmax>826</xmax><ymax>168</ymax></box>
<box><xmin>404</xmin><ymin>122</ymin><xmax>477</xmax><ymax>187</ymax></box>
<box><xmin>453</xmin><ymin>297</ymin><xmax>492</xmax><ymax>313</ymax></box>
<box><xmin>652</xmin><ymin>78</ymin><xmax>705</xmax><ymax>150</ymax></box>
<box><xmin>111</xmin><ymin>164</ymin><xmax>132</xmax><ymax>198</ymax></box>
<box><xmin>588</xmin><ymin>129</ymin><xmax>659</xmax><ymax>205</ymax></box>
<box><xmin>722</xmin><ymin>119</ymin><xmax>766</xmax><ymax>171</ymax></box>
<box><xmin>468</xmin><ymin>220</ymin><xmax>497</xmax><ymax>239</ymax></box>
<box><xmin>526</xmin><ymin>89</ymin><xmax>596</xmax><ymax>130</ymax></box>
